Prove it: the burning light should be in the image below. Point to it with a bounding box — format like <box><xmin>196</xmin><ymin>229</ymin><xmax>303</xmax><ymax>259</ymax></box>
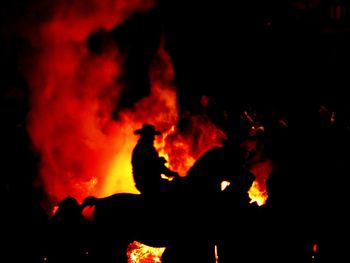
<box><xmin>248</xmin><ymin>158</ymin><xmax>273</xmax><ymax>206</ymax></box>
<box><xmin>214</xmin><ymin>244</ymin><xmax>219</xmax><ymax>263</ymax></box>
<box><xmin>81</xmin><ymin>204</ymin><xmax>96</xmax><ymax>221</ymax></box>
<box><xmin>221</xmin><ymin>180</ymin><xmax>231</xmax><ymax>191</ymax></box>
<box><xmin>25</xmin><ymin>0</ymin><xmax>227</xmax><ymax>211</ymax></box>
<box><xmin>26</xmin><ymin>0</ymin><xmax>158</xmax><ymax>207</ymax></box>
<box><xmin>21</xmin><ymin>1</ymin><xmax>274</xmax><ymax>262</ymax></box>
<box><xmin>127</xmin><ymin>241</ymin><xmax>165</xmax><ymax>263</ymax></box>
<box><xmin>51</xmin><ymin>205</ymin><xmax>59</xmax><ymax>217</ymax></box>
<box><xmin>248</xmin><ymin>181</ymin><xmax>268</xmax><ymax>206</ymax></box>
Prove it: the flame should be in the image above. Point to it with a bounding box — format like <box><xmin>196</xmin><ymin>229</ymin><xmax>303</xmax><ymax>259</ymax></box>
<box><xmin>221</xmin><ymin>181</ymin><xmax>231</xmax><ymax>191</ymax></box>
<box><xmin>127</xmin><ymin>241</ymin><xmax>165</xmax><ymax>263</ymax></box>
<box><xmin>239</xmin><ymin>124</ymin><xmax>273</xmax><ymax>206</ymax></box>
<box><xmin>81</xmin><ymin>205</ymin><xmax>96</xmax><ymax>221</ymax></box>
<box><xmin>22</xmin><ymin>1</ymin><xmax>273</xmax><ymax>262</ymax></box>
<box><xmin>248</xmin><ymin>158</ymin><xmax>273</xmax><ymax>206</ymax></box>
<box><xmin>100</xmin><ymin>40</ymin><xmax>180</xmax><ymax>196</ymax></box>
<box><xmin>25</xmin><ymin>0</ymin><xmax>227</xmax><ymax>211</ymax></box>
<box><xmin>26</xmin><ymin>0</ymin><xmax>157</xmax><ymax>207</ymax></box>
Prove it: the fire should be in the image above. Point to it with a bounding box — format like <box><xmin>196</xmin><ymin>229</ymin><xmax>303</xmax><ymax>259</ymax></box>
<box><xmin>221</xmin><ymin>181</ymin><xmax>231</xmax><ymax>191</ymax></box>
<box><xmin>239</xmin><ymin>120</ymin><xmax>273</xmax><ymax>206</ymax></box>
<box><xmin>26</xmin><ymin>0</ymin><xmax>158</xmax><ymax>207</ymax></box>
<box><xmin>81</xmin><ymin>204</ymin><xmax>96</xmax><ymax>221</ymax></box>
<box><xmin>25</xmin><ymin>0</ymin><xmax>227</xmax><ymax>211</ymax></box>
<box><xmin>127</xmin><ymin>241</ymin><xmax>165</xmax><ymax>263</ymax></box>
<box><xmin>248</xmin><ymin>157</ymin><xmax>273</xmax><ymax>206</ymax></box>
<box><xmin>24</xmin><ymin>0</ymin><xmax>272</xmax><ymax>261</ymax></box>
<box><xmin>101</xmin><ymin>42</ymin><xmax>180</xmax><ymax>195</ymax></box>
<box><xmin>248</xmin><ymin>181</ymin><xmax>268</xmax><ymax>206</ymax></box>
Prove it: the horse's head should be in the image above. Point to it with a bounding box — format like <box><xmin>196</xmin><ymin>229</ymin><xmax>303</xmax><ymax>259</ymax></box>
<box><xmin>82</xmin><ymin>196</ymin><xmax>98</xmax><ymax>208</ymax></box>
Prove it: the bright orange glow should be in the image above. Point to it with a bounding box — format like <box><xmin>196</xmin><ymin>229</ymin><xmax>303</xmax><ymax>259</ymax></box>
<box><xmin>221</xmin><ymin>181</ymin><xmax>231</xmax><ymax>191</ymax></box>
<box><xmin>26</xmin><ymin>0</ymin><xmax>227</xmax><ymax>210</ymax></box>
<box><xmin>248</xmin><ymin>181</ymin><xmax>268</xmax><ymax>206</ymax></box>
<box><xmin>127</xmin><ymin>241</ymin><xmax>165</xmax><ymax>263</ymax></box>
<box><xmin>248</xmin><ymin>158</ymin><xmax>273</xmax><ymax>206</ymax></box>
<box><xmin>26</xmin><ymin>0</ymin><xmax>157</xmax><ymax>207</ymax></box>
<box><xmin>23</xmin><ymin>1</ymin><xmax>274</xmax><ymax>262</ymax></box>
<box><xmin>240</xmin><ymin>131</ymin><xmax>273</xmax><ymax>206</ymax></box>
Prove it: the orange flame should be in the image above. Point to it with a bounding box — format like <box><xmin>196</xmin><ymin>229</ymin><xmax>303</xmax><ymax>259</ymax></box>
<box><xmin>240</xmin><ymin>128</ymin><xmax>273</xmax><ymax>206</ymax></box>
<box><xmin>26</xmin><ymin>0</ymin><xmax>157</xmax><ymax>207</ymax></box>
<box><xmin>81</xmin><ymin>205</ymin><xmax>96</xmax><ymax>221</ymax></box>
<box><xmin>23</xmin><ymin>1</ymin><xmax>273</xmax><ymax>262</ymax></box>
<box><xmin>25</xmin><ymin>0</ymin><xmax>227</xmax><ymax>211</ymax></box>
<box><xmin>248</xmin><ymin>158</ymin><xmax>273</xmax><ymax>206</ymax></box>
<box><xmin>127</xmin><ymin>241</ymin><xmax>165</xmax><ymax>263</ymax></box>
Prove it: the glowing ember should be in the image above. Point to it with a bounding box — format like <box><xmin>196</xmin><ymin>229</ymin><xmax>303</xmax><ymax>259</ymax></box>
<box><xmin>51</xmin><ymin>205</ymin><xmax>59</xmax><ymax>217</ymax></box>
<box><xmin>127</xmin><ymin>241</ymin><xmax>165</xmax><ymax>263</ymax></box>
<box><xmin>214</xmin><ymin>244</ymin><xmax>219</xmax><ymax>263</ymax></box>
<box><xmin>240</xmin><ymin>126</ymin><xmax>273</xmax><ymax>207</ymax></box>
<box><xmin>330</xmin><ymin>111</ymin><xmax>335</xmax><ymax>124</ymax></box>
<box><xmin>248</xmin><ymin>158</ymin><xmax>273</xmax><ymax>206</ymax></box>
<box><xmin>221</xmin><ymin>181</ymin><xmax>231</xmax><ymax>191</ymax></box>
<box><xmin>248</xmin><ymin>181</ymin><xmax>268</xmax><ymax>206</ymax></box>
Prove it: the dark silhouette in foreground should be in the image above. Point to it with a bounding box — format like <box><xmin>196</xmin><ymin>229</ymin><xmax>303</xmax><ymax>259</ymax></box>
<box><xmin>77</xmin><ymin>123</ymin><xmax>265</xmax><ymax>263</ymax></box>
<box><xmin>48</xmin><ymin>196</ymin><xmax>89</xmax><ymax>263</ymax></box>
<box><xmin>131</xmin><ymin>124</ymin><xmax>180</xmax><ymax>198</ymax></box>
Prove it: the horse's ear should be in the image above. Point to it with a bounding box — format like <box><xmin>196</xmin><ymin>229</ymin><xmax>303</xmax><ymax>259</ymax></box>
<box><xmin>82</xmin><ymin>196</ymin><xmax>97</xmax><ymax>207</ymax></box>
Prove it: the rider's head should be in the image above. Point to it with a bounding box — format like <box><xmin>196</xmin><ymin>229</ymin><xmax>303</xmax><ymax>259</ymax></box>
<box><xmin>134</xmin><ymin>124</ymin><xmax>162</xmax><ymax>141</ymax></box>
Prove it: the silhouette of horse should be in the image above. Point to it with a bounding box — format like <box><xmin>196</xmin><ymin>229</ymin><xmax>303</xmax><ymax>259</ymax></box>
<box><xmin>80</xmin><ymin>144</ymin><xmax>255</xmax><ymax>263</ymax></box>
<box><xmin>81</xmin><ymin>191</ymin><xmax>197</xmax><ymax>263</ymax></box>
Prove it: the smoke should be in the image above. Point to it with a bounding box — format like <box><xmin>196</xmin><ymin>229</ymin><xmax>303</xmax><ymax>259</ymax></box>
<box><xmin>16</xmin><ymin>0</ymin><xmax>227</xmax><ymax>211</ymax></box>
<box><xmin>24</xmin><ymin>0</ymin><xmax>156</xmax><ymax>205</ymax></box>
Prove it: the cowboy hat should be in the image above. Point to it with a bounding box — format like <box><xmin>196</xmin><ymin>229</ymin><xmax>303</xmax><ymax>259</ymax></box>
<box><xmin>134</xmin><ymin>124</ymin><xmax>161</xmax><ymax>136</ymax></box>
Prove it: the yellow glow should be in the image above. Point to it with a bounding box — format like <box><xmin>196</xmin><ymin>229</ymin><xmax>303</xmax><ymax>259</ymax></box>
<box><xmin>127</xmin><ymin>241</ymin><xmax>165</xmax><ymax>263</ymax></box>
<box><xmin>221</xmin><ymin>181</ymin><xmax>231</xmax><ymax>191</ymax></box>
<box><xmin>248</xmin><ymin>181</ymin><xmax>268</xmax><ymax>206</ymax></box>
<box><xmin>101</xmin><ymin>125</ymin><xmax>140</xmax><ymax>196</ymax></box>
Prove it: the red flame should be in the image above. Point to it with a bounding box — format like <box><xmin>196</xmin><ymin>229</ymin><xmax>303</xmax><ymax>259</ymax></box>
<box><xmin>25</xmin><ymin>0</ymin><xmax>227</xmax><ymax>210</ymax></box>
<box><xmin>27</xmin><ymin>0</ymin><xmax>156</xmax><ymax>206</ymax></box>
<box><xmin>248</xmin><ymin>158</ymin><xmax>273</xmax><ymax>206</ymax></box>
<box><xmin>82</xmin><ymin>205</ymin><xmax>96</xmax><ymax>221</ymax></box>
<box><xmin>240</xmin><ymin>131</ymin><xmax>273</xmax><ymax>206</ymax></box>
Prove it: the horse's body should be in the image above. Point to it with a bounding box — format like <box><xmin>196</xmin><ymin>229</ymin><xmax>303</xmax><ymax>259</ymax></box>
<box><xmin>82</xmin><ymin>145</ymin><xmax>255</xmax><ymax>262</ymax></box>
